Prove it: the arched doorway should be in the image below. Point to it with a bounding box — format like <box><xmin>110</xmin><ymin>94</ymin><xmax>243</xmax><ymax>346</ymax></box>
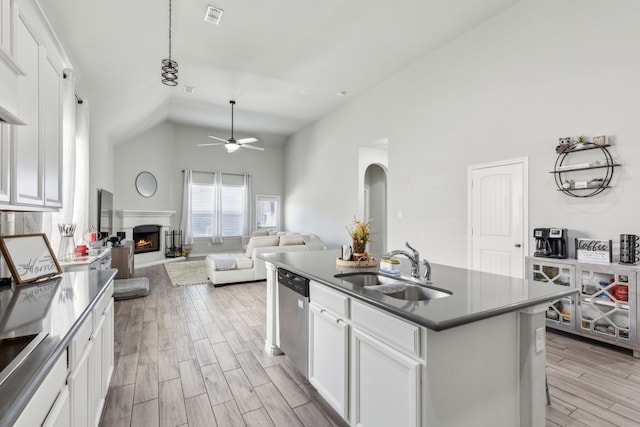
<box><xmin>364</xmin><ymin>163</ymin><xmax>387</xmax><ymax>256</ymax></box>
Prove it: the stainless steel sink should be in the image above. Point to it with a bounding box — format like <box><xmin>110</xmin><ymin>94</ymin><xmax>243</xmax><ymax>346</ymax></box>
<box><xmin>334</xmin><ymin>272</ymin><xmax>452</xmax><ymax>301</ymax></box>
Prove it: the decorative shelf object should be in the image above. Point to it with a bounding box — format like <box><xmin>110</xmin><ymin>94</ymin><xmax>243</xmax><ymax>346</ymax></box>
<box><xmin>550</xmin><ymin>142</ymin><xmax>620</xmax><ymax>197</ymax></box>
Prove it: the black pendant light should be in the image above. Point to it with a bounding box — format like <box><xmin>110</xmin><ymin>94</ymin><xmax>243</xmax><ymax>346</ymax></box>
<box><xmin>161</xmin><ymin>0</ymin><xmax>178</xmax><ymax>86</ymax></box>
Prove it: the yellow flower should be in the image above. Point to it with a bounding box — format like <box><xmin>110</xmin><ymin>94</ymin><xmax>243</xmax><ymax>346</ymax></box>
<box><xmin>347</xmin><ymin>215</ymin><xmax>373</xmax><ymax>244</ymax></box>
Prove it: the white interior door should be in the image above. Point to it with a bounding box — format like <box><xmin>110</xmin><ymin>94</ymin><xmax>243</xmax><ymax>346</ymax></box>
<box><xmin>469</xmin><ymin>159</ymin><xmax>527</xmax><ymax>278</ymax></box>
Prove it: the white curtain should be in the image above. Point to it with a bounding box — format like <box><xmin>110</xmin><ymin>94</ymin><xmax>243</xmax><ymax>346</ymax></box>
<box><xmin>73</xmin><ymin>97</ymin><xmax>90</xmax><ymax>238</ymax></box>
<box><xmin>180</xmin><ymin>169</ymin><xmax>194</xmax><ymax>245</ymax></box>
<box><xmin>243</xmin><ymin>174</ymin><xmax>253</xmax><ymax>236</ymax></box>
<box><xmin>43</xmin><ymin>70</ymin><xmax>89</xmax><ymax>254</ymax></box>
<box><xmin>212</xmin><ymin>172</ymin><xmax>223</xmax><ymax>244</ymax></box>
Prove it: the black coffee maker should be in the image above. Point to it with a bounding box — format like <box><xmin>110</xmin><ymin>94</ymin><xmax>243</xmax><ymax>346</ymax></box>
<box><xmin>533</xmin><ymin>228</ymin><xmax>568</xmax><ymax>258</ymax></box>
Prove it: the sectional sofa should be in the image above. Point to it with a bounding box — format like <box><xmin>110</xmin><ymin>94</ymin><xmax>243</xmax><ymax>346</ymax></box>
<box><xmin>205</xmin><ymin>234</ymin><xmax>325</xmax><ymax>286</ymax></box>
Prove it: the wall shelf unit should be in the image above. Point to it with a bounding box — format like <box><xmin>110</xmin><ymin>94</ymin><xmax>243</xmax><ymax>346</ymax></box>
<box><xmin>551</xmin><ymin>143</ymin><xmax>620</xmax><ymax>197</ymax></box>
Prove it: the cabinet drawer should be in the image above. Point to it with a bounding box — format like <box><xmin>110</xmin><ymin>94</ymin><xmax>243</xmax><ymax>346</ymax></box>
<box><xmin>351</xmin><ymin>300</ymin><xmax>422</xmax><ymax>359</ymax></box>
<box><xmin>70</xmin><ymin>312</ymin><xmax>93</xmax><ymax>368</ymax></box>
<box><xmin>14</xmin><ymin>350</ymin><xmax>67</xmax><ymax>427</ymax></box>
<box><xmin>310</xmin><ymin>281</ymin><xmax>349</xmax><ymax>318</ymax></box>
<box><xmin>93</xmin><ymin>281</ymin><xmax>114</xmax><ymax>328</ymax></box>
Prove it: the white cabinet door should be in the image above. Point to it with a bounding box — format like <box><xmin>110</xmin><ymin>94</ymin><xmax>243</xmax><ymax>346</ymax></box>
<box><xmin>13</xmin><ymin>351</ymin><xmax>67</xmax><ymax>427</ymax></box>
<box><xmin>309</xmin><ymin>302</ymin><xmax>349</xmax><ymax>419</ymax></box>
<box><xmin>351</xmin><ymin>328</ymin><xmax>421</xmax><ymax>427</ymax></box>
<box><xmin>0</xmin><ymin>124</ymin><xmax>10</xmax><ymax>203</ymax></box>
<box><xmin>15</xmin><ymin>16</ymin><xmax>44</xmax><ymax>206</ymax></box>
<box><xmin>43</xmin><ymin>385</ymin><xmax>70</xmax><ymax>427</ymax></box>
<box><xmin>88</xmin><ymin>314</ymin><xmax>105</xmax><ymax>427</ymax></box>
<box><xmin>69</xmin><ymin>339</ymin><xmax>92</xmax><ymax>427</ymax></box>
<box><xmin>43</xmin><ymin>54</ymin><xmax>62</xmax><ymax>207</ymax></box>
<box><xmin>102</xmin><ymin>298</ymin><xmax>115</xmax><ymax>397</ymax></box>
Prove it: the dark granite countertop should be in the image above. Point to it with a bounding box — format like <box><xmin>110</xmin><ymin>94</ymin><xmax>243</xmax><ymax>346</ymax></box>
<box><xmin>0</xmin><ymin>268</ymin><xmax>117</xmax><ymax>427</ymax></box>
<box><xmin>260</xmin><ymin>250</ymin><xmax>579</xmax><ymax>331</ymax></box>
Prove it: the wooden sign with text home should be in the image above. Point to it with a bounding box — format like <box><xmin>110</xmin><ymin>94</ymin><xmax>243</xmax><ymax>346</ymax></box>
<box><xmin>0</xmin><ymin>233</ymin><xmax>62</xmax><ymax>284</ymax></box>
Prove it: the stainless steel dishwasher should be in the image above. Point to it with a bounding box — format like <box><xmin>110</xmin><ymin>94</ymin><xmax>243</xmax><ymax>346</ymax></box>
<box><xmin>277</xmin><ymin>268</ymin><xmax>309</xmax><ymax>377</ymax></box>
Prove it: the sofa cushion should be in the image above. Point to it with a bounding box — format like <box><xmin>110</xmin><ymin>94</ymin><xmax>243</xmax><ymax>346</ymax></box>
<box><xmin>279</xmin><ymin>235</ymin><xmax>305</xmax><ymax>246</ymax></box>
<box><xmin>232</xmin><ymin>253</ymin><xmax>254</xmax><ymax>269</ymax></box>
<box><xmin>245</xmin><ymin>235</ymin><xmax>280</xmax><ymax>257</ymax></box>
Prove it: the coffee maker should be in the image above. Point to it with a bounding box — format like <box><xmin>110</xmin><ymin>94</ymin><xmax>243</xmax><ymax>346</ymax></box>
<box><xmin>533</xmin><ymin>228</ymin><xmax>568</xmax><ymax>258</ymax></box>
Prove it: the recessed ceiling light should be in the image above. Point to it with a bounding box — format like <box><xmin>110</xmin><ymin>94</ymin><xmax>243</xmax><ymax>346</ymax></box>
<box><xmin>338</xmin><ymin>90</ymin><xmax>347</xmax><ymax>97</ymax></box>
<box><xmin>184</xmin><ymin>85</ymin><xmax>195</xmax><ymax>94</ymax></box>
<box><xmin>204</xmin><ymin>6</ymin><xmax>224</xmax><ymax>25</ymax></box>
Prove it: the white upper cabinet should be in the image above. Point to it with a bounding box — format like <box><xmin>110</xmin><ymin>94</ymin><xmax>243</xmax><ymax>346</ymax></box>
<box><xmin>0</xmin><ymin>0</ymin><xmax>23</xmax><ymax>74</ymax></box>
<box><xmin>1</xmin><ymin>0</ymin><xmax>69</xmax><ymax>211</ymax></box>
<box><xmin>0</xmin><ymin>124</ymin><xmax>10</xmax><ymax>203</ymax></box>
<box><xmin>15</xmin><ymin>15</ymin><xmax>44</xmax><ymax>206</ymax></box>
<box><xmin>43</xmin><ymin>55</ymin><xmax>62</xmax><ymax>207</ymax></box>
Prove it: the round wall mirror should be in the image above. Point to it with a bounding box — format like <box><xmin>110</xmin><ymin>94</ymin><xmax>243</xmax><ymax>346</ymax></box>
<box><xmin>135</xmin><ymin>171</ymin><xmax>157</xmax><ymax>197</ymax></box>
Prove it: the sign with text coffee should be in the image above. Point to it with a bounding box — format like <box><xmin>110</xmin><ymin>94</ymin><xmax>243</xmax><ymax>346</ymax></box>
<box><xmin>575</xmin><ymin>238</ymin><xmax>612</xmax><ymax>263</ymax></box>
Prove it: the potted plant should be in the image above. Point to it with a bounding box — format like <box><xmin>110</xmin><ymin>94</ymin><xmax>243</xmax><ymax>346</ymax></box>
<box><xmin>347</xmin><ymin>216</ymin><xmax>372</xmax><ymax>258</ymax></box>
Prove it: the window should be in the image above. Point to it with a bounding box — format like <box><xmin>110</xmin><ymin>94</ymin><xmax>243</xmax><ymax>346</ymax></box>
<box><xmin>191</xmin><ymin>183</ymin><xmax>214</xmax><ymax>237</ymax></box>
<box><xmin>190</xmin><ymin>172</ymin><xmax>248</xmax><ymax>238</ymax></box>
<box><xmin>256</xmin><ymin>195</ymin><xmax>280</xmax><ymax>231</ymax></box>
<box><xmin>220</xmin><ymin>183</ymin><xmax>244</xmax><ymax>236</ymax></box>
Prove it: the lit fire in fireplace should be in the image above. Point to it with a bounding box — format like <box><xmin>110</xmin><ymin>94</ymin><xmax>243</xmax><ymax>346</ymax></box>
<box><xmin>136</xmin><ymin>239</ymin><xmax>154</xmax><ymax>249</ymax></box>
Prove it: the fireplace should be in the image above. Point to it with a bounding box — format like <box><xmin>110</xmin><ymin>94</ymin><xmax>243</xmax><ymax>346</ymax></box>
<box><xmin>118</xmin><ymin>210</ymin><xmax>176</xmax><ymax>268</ymax></box>
<box><xmin>133</xmin><ymin>225</ymin><xmax>161</xmax><ymax>254</ymax></box>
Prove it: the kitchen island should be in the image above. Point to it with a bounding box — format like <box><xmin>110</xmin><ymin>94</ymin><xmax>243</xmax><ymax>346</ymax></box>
<box><xmin>0</xmin><ymin>269</ymin><xmax>116</xmax><ymax>427</ymax></box>
<box><xmin>260</xmin><ymin>250</ymin><xmax>579</xmax><ymax>427</ymax></box>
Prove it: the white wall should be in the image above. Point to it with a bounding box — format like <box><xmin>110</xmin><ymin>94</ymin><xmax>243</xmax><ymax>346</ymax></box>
<box><xmin>114</xmin><ymin>121</ymin><xmax>286</xmax><ymax>254</ymax></box>
<box><xmin>285</xmin><ymin>0</ymin><xmax>640</xmax><ymax>267</ymax></box>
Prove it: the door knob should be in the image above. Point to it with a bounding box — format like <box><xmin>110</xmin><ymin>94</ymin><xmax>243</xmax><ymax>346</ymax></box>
<box><xmin>514</xmin><ymin>243</ymin><xmax>522</xmax><ymax>248</ymax></box>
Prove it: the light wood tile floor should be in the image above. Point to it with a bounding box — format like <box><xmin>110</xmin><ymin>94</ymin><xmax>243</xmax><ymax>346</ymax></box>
<box><xmin>100</xmin><ymin>262</ymin><xmax>347</xmax><ymax>427</ymax></box>
<box><xmin>546</xmin><ymin>331</ymin><xmax>640</xmax><ymax>426</ymax></box>
<box><xmin>101</xmin><ymin>262</ymin><xmax>640</xmax><ymax>426</ymax></box>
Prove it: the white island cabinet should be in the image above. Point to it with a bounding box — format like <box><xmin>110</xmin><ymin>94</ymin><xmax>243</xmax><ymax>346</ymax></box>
<box><xmin>262</xmin><ymin>252</ymin><xmax>558</xmax><ymax>427</ymax></box>
<box><xmin>351</xmin><ymin>299</ymin><xmax>424</xmax><ymax>427</ymax></box>
<box><xmin>308</xmin><ymin>281</ymin><xmax>350</xmax><ymax>419</ymax></box>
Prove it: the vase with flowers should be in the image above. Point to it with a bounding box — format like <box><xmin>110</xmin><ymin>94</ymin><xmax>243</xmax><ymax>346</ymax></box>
<box><xmin>347</xmin><ymin>215</ymin><xmax>372</xmax><ymax>259</ymax></box>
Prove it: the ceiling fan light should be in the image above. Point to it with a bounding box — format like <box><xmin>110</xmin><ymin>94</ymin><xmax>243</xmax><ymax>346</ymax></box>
<box><xmin>225</xmin><ymin>144</ymin><xmax>240</xmax><ymax>153</ymax></box>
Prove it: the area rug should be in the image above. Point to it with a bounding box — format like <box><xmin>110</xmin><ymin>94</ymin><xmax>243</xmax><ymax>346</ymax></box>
<box><xmin>164</xmin><ymin>260</ymin><xmax>210</xmax><ymax>287</ymax></box>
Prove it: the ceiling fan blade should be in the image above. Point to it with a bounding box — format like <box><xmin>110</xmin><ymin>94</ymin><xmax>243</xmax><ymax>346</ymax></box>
<box><xmin>198</xmin><ymin>142</ymin><xmax>225</xmax><ymax>147</ymax></box>
<box><xmin>207</xmin><ymin>135</ymin><xmax>229</xmax><ymax>143</ymax></box>
<box><xmin>236</xmin><ymin>137</ymin><xmax>258</xmax><ymax>144</ymax></box>
<box><xmin>241</xmin><ymin>144</ymin><xmax>265</xmax><ymax>151</ymax></box>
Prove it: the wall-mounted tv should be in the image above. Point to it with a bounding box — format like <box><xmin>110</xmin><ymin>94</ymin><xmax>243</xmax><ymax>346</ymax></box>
<box><xmin>97</xmin><ymin>189</ymin><xmax>113</xmax><ymax>240</ymax></box>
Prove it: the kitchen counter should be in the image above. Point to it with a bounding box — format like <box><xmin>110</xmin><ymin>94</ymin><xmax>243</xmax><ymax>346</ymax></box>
<box><xmin>261</xmin><ymin>250</ymin><xmax>575</xmax><ymax>426</ymax></box>
<box><xmin>0</xmin><ymin>268</ymin><xmax>117</xmax><ymax>427</ymax></box>
<box><xmin>260</xmin><ymin>249</ymin><xmax>579</xmax><ymax>331</ymax></box>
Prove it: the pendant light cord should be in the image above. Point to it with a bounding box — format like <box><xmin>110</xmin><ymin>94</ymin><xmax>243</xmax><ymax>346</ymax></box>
<box><xmin>168</xmin><ymin>0</ymin><xmax>172</xmax><ymax>61</ymax></box>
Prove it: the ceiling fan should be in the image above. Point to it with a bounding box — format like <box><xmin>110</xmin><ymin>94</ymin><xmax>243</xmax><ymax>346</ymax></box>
<box><xmin>198</xmin><ymin>100</ymin><xmax>264</xmax><ymax>153</ymax></box>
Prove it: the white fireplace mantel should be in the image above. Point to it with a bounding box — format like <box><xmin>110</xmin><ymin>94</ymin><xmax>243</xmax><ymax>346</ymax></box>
<box><xmin>117</xmin><ymin>210</ymin><xmax>175</xmax><ymax>228</ymax></box>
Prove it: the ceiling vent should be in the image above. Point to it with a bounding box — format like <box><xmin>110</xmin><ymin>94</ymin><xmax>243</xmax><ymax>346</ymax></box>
<box><xmin>204</xmin><ymin>6</ymin><xmax>224</xmax><ymax>25</ymax></box>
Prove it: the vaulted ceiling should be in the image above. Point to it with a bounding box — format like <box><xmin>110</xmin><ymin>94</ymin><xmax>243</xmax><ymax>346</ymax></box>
<box><xmin>38</xmin><ymin>0</ymin><xmax>518</xmax><ymax>145</ymax></box>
